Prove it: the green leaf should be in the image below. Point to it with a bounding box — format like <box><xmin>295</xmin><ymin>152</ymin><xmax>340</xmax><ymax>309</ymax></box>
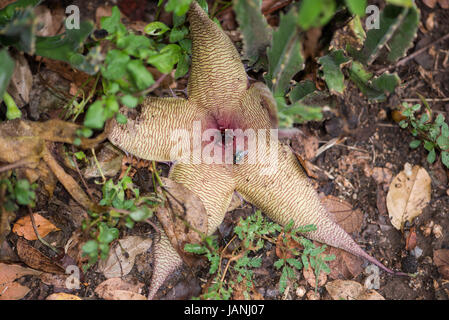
<box><xmin>318</xmin><ymin>50</ymin><xmax>351</xmax><ymax>94</ymax></box>
<box><xmin>0</xmin><ymin>7</ymin><xmax>36</xmax><ymax>53</ymax></box>
<box><xmin>115</xmin><ymin>113</ymin><xmax>127</xmax><ymax>124</ymax></box>
<box><xmin>298</xmin><ymin>0</ymin><xmax>336</xmax><ymax>30</ymax></box>
<box><xmin>289</xmin><ymin>80</ymin><xmax>316</xmax><ymax>103</ymax></box>
<box><xmin>84</xmin><ymin>100</ymin><xmax>106</xmax><ymax>129</ymax></box>
<box><xmin>14</xmin><ymin>179</ymin><xmax>35</xmax><ymax>205</ymax></box>
<box><xmin>35</xmin><ymin>21</ymin><xmax>95</xmax><ymax>73</ymax></box>
<box><xmin>265</xmin><ymin>6</ymin><xmax>304</xmax><ymax>97</ymax></box>
<box><xmin>441</xmin><ymin>151</ymin><xmax>449</xmax><ymax>169</ymax></box>
<box><xmin>165</xmin><ymin>0</ymin><xmax>193</xmax><ymax>16</ymax></box>
<box><xmin>437</xmin><ymin>135</ymin><xmax>449</xmax><ymax>150</ymax></box>
<box><xmin>0</xmin><ymin>49</ymin><xmax>15</xmax><ymax>102</ymax></box>
<box><xmin>169</xmin><ymin>26</ymin><xmax>188</xmax><ymax>43</ymax></box>
<box><xmin>184</xmin><ymin>243</ymin><xmax>206</xmax><ymax>254</ymax></box>
<box><xmin>126</xmin><ymin>59</ymin><xmax>155</xmax><ymax>90</ymax></box>
<box><xmin>120</xmin><ymin>94</ymin><xmax>139</xmax><ymax>108</ymax></box>
<box><xmin>0</xmin><ymin>0</ymin><xmax>41</xmax><ymax>25</ymax></box>
<box><xmin>355</xmin><ymin>4</ymin><xmax>419</xmax><ymax>65</ymax></box>
<box><xmin>102</xmin><ymin>49</ymin><xmax>130</xmax><ymax>81</ymax></box>
<box><xmin>100</xmin><ymin>6</ymin><xmax>125</xmax><ymax>35</ymax></box>
<box><xmin>386</xmin><ymin>0</ymin><xmax>414</xmax><ymax>7</ymax></box>
<box><xmin>409</xmin><ymin>140</ymin><xmax>421</xmax><ymax>149</ymax></box>
<box><xmin>175</xmin><ymin>52</ymin><xmax>190</xmax><ymax>79</ymax></box>
<box><xmin>130</xmin><ymin>207</ymin><xmax>152</xmax><ymax>221</ymax></box>
<box><xmin>427</xmin><ymin>148</ymin><xmax>436</xmax><ymax>164</ymax></box>
<box><xmin>147</xmin><ymin>44</ymin><xmax>182</xmax><ymax>74</ymax></box>
<box><xmin>97</xmin><ymin>223</ymin><xmax>119</xmax><ymax>244</ymax></box>
<box><xmin>116</xmin><ymin>34</ymin><xmax>153</xmax><ymax>57</ymax></box>
<box><xmin>345</xmin><ymin>0</ymin><xmax>366</xmax><ymax>16</ymax></box>
<box><xmin>233</xmin><ymin>0</ymin><xmax>272</xmax><ymax>66</ymax></box>
<box><xmin>82</xmin><ymin>240</ymin><xmax>98</xmax><ymax>255</ymax></box>
<box><xmin>144</xmin><ymin>21</ymin><xmax>170</xmax><ymax>36</ymax></box>
<box><xmin>348</xmin><ymin>61</ymin><xmax>399</xmax><ymax>101</ymax></box>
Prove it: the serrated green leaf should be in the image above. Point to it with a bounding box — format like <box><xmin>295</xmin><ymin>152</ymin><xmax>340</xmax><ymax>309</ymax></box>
<box><xmin>355</xmin><ymin>4</ymin><xmax>419</xmax><ymax>65</ymax></box>
<box><xmin>265</xmin><ymin>7</ymin><xmax>304</xmax><ymax>97</ymax></box>
<box><xmin>233</xmin><ymin>0</ymin><xmax>271</xmax><ymax>66</ymax></box>
<box><xmin>289</xmin><ymin>80</ymin><xmax>316</xmax><ymax>102</ymax></box>
<box><xmin>318</xmin><ymin>49</ymin><xmax>350</xmax><ymax>94</ymax></box>
<box><xmin>169</xmin><ymin>26</ymin><xmax>188</xmax><ymax>43</ymax></box>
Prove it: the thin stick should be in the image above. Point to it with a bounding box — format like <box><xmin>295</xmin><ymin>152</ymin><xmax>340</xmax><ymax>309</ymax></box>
<box><xmin>28</xmin><ymin>207</ymin><xmax>59</xmax><ymax>254</ymax></box>
<box><xmin>0</xmin><ymin>159</ymin><xmax>34</xmax><ymax>173</ymax></box>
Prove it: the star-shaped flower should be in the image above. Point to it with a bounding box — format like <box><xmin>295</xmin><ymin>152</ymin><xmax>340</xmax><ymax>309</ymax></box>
<box><xmin>108</xmin><ymin>1</ymin><xmax>397</xmax><ymax>299</ymax></box>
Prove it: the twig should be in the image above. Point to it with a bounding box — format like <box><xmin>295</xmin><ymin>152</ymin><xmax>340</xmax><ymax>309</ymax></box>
<box><xmin>28</xmin><ymin>207</ymin><xmax>59</xmax><ymax>254</ymax></box>
<box><xmin>0</xmin><ymin>159</ymin><xmax>34</xmax><ymax>173</ymax></box>
<box><xmin>71</xmin><ymin>148</ymin><xmax>95</xmax><ymax>201</ymax></box>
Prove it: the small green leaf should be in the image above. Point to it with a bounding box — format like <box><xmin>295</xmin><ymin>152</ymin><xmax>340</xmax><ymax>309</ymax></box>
<box><xmin>165</xmin><ymin>0</ymin><xmax>193</xmax><ymax>16</ymax></box>
<box><xmin>144</xmin><ymin>21</ymin><xmax>170</xmax><ymax>36</ymax></box>
<box><xmin>409</xmin><ymin>140</ymin><xmax>421</xmax><ymax>149</ymax></box>
<box><xmin>441</xmin><ymin>151</ymin><xmax>449</xmax><ymax>168</ymax></box>
<box><xmin>126</xmin><ymin>59</ymin><xmax>155</xmax><ymax>90</ymax></box>
<box><xmin>175</xmin><ymin>53</ymin><xmax>190</xmax><ymax>79</ymax></box>
<box><xmin>169</xmin><ymin>26</ymin><xmax>188</xmax><ymax>43</ymax></box>
<box><xmin>84</xmin><ymin>100</ymin><xmax>106</xmax><ymax>129</ymax></box>
<box><xmin>427</xmin><ymin>148</ymin><xmax>436</xmax><ymax>164</ymax></box>
<box><xmin>318</xmin><ymin>50</ymin><xmax>351</xmax><ymax>94</ymax></box>
<box><xmin>437</xmin><ymin>135</ymin><xmax>449</xmax><ymax>150</ymax></box>
<box><xmin>147</xmin><ymin>44</ymin><xmax>182</xmax><ymax>74</ymax></box>
<box><xmin>345</xmin><ymin>0</ymin><xmax>367</xmax><ymax>16</ymax></box>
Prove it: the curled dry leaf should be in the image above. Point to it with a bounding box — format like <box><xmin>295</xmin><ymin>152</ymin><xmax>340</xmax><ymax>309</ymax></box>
<box><xmin>16</xmin><ymin>238</ymin><xmax>64</xmax><ymax>274</ymax></box>
<box><xmin>386</xmin><ymin>163</ymin><xmax>431</xmax><ymax>231</ymax></box>
<box><xmin>433</xmin><ymin>249</ymin><xmax>449</xmax><ymax>280</ymax></box>
<box><xmin>12</xmin><ymin>213</ymin><xmax>60</xmax><ymax>241</ymax></box>
<box><xmin>326</xmin><ymin>280</ymin><xmax>385</xmax><ymax>300</ymax></box>
<box><xmin>97</xmin><ymin>236</ymin><xmax>152</xmax><ymax>278</ymax></box>
<box><xmin>95</xmin><ymin>278</ymin><xmax>146</xmax><ymax>300</ymax></box>
<box><xmin>46</xmin><ymin>293</ymin><xmax>82</xmax><ymax>300</ymax></box>
<box><xmin>156</xmin><ymin>177</ymin><xmax>208</xmax><ymax>265</ymax></box>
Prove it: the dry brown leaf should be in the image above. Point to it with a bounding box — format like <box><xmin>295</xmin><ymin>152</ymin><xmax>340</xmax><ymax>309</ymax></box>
<box><xmin>326</xmin><ymin>247</ymin><xmax>363</xmax><ymax>280</ymax></box>
<box><xmin>386</xmin><ymin>163</ymin><xmax>431</xmax><ymax>231</ymax></box>
<box><xmin>0</xmin><ymin>262</ymin><xmax>42</xmax><ymax>284</ymax></box>
<box><xmin>326</xmin><ymin>280</ymin><xmax>384</xmax><ymax>300</ymax></box>
<box><xmin>16</xmin><ymin>238</ymin><xmax>64</xmax><ymax>274</ymax></box>
<box><xmin>433</xmin><ymin>249</ymin><xmax>449</xmax><ymax>279</ymax></box>
<box><xmin>0</xmin><ymin>263</ymin><xmax>42</xmax><ymax>300</ymax></box>
<box><xmin>95</xmin><ymin>278</ymin><xmax>145</xmax><ymax>300</ymax></box>
<box><xmin>322</xmin><ymin>195</ymin><xmax>363</xmax><ymax>234</ymax></box>
<box><xmin>0</xmin><ymin>282</ymin><xmax>31</xmax><ymax>300</ymax></box>
<box><xmin>12</xmin><ymin>213</ymin><xmax>60</xmax><ymax>240</ymax></box>
<box><xmin>97</xmin><ymin>236</ymin><xmax>152</xmax><ymax>278</ymax></box>
<box><xmin>46</xmin><ymin>293</ymin><xmax>82</xmax><ymax>300</ymax></box>
<box><xmin>156</xmin><ymin>177</ymin><xmax>208</xmax><ymax>266</ymax></box>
